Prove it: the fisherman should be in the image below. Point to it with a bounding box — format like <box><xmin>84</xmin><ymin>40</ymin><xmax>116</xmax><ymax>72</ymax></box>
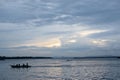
<box><xmin>18</xmin><ymin>64</ymin><xmax>20</xmax><ymax>67</ymax></box>
<box><xmin>26</xmin><ymin>63</ymin><xmax>28</xmax><ymax>67</ymax></box>
<box><xmin>22</xmin><ymin>63</ymin><xmax>25</xmax><ymax>67</ymax></box>
<box><xmin>16</xmin><ymin>64</ymin><xmax>19</xmax><ymax>67</ymax></box>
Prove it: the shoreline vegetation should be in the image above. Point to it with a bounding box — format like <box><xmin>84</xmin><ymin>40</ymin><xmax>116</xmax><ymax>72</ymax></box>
<box><xmin>0</xmin><ymin>56</ymin><xmax>120</xmax><ymax>60</ymax></box>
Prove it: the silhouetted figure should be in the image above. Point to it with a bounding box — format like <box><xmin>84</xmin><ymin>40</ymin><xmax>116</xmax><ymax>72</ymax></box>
<box><xmin>16</xmin><ymin>64</ymin><xmax>19</xmax><ymax>67</ymax></box>
<box><xmin>23</xmin><ymin>63</ymin><xmax>25</xmax><ymax>67</ymax></box>
<box><xmin>26</xmin><ymin>63</ymin><xmax>28</xmax><ymax>67</ymax></box>
<box><xmin>18</xmin><ymin>64</ymin><xmax>20</xmax><ymax>67</ymax></box>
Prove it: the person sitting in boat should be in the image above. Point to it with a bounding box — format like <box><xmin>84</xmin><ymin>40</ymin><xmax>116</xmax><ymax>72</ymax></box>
<box><xmin>26</xmin><ymin>63</ymin><xmax>28</xmax><ymax>66</ymax></box>
<box><xmin>22</xmin><ymin>63</ymin><xmax>25</xmax><ymax>67</ymax></box>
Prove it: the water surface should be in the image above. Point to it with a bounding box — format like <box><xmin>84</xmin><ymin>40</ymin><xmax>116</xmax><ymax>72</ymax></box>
<box><xmin>0</xmin><ymin>58</ymin><xmax>120</xmax><ymax>80</ymax></box>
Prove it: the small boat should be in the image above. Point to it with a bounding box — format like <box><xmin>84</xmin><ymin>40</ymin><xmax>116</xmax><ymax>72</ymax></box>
<box><xmin>11</xmin><ymin>63</ymin><xmax>31</xmax><ymax>68</ymax></box>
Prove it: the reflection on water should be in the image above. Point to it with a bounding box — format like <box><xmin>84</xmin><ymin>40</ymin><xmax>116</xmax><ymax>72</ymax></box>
<box><xmin>0</xmin><ymin>59</ymin><xmax>120</xmax><ymax>80</ymax></box>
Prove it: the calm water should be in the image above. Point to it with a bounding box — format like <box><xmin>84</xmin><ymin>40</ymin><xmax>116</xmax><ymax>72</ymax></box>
<box><xmin>0</xmin><ymin>59</ymin><xmax>120</xmax><ymax>80</ymax></box>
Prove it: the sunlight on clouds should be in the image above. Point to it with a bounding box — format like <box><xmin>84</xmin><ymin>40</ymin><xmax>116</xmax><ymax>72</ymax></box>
<box><xmin>91</xmin><ymin>39</ymin><xmax>108</xmax><ymax>47</ymax></box>
<box><xmin>54</xmin><ymin>14</ymin><xmax>72</xmax><ymax>20</ymax></box>
<box><xmin>67</xmin><ymin>39</ymin><xmax>76</xmax><ymax>43</ymax></box>
<box><xmin>78</xmin><ymin>30</ymin><xmax>108</xmax><ymax>37</ymax></box>
<box><xmin>22</xmin><ymin>38</ymin><xmax>61</xmax><ymax>48</ymax></box>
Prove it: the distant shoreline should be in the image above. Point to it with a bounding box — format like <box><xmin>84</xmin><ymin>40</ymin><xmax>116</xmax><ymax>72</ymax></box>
<box><xmin>0</xmin><ymin>56</ymin><xmax>120</xmax><ymax>60</ymax></box>
<box><xmin>0</xmin><ymin>56</ymin><xmax>52</xmax><ymax>60</ymax></box>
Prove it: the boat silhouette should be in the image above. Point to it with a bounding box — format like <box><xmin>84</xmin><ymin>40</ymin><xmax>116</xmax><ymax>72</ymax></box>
<box><xmin>11</xmin><ymin>63</ymin><xmax>31</xmax><ymax>68</ymax></box>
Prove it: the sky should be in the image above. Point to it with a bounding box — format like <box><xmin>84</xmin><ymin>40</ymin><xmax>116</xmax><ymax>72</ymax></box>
<box><xmin>0</xmin><ymin>0</ymin><xmax>120</xmax><ymax>57</ymax></box>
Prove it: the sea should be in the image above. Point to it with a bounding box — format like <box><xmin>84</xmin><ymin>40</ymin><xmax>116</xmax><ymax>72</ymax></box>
<box><xmin>0</xmin><ymin>58</ymin><xmax>120</xmax><ymax>80</ymax></box>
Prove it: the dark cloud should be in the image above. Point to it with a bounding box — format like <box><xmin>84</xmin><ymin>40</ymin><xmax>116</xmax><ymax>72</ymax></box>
<box><xmin>0</xmin><ymin>0</ymin><xmax>120</xmax><ymax>25</ymax></box>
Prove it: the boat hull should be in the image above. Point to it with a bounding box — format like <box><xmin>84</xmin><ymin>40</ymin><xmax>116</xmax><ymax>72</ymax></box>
<box><xmin>11</xmin><ymin>65</ymin><xmax>31</xmax><ymax>68</ymax></box>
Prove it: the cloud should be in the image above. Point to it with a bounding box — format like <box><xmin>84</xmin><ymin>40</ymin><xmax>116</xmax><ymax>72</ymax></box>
<box><xmin>91</xmin><ymin>39</ymin><xmax>109</xmax><ymax>47</ymax></box>
<box><xmin>77</xmin><ymin>29</ymin><xmax>109</xmax><ymax>37</ymax></box>
<box><xmin>0</xmin><ymin>0</ymin><xmax>119</xmax><ymax>25</ymax></box>
<box><xmin>0</xmin><ymin>0</ymin><xmax>120</xmax><ymax>56</ymax></box>
<box><xmin>67</xmin><ymin>39</ymin><xmax>76</xmax><ymax>43</ymax></box>
<box><xmin>17</xmin><ymin>37</ymin><xmax>62</xmax><ymax>48</ymax></box>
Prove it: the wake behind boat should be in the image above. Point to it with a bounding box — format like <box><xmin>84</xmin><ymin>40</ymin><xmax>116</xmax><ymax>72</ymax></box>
<box><xmin>11</xmin><ymin>63</ymin><xmax>31</xmax><ymax>68</ymax></box>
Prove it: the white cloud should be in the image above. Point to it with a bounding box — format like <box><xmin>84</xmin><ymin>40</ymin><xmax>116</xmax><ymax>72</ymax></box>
<box><xmin>15</xmin><ymin>37</ymin><xmax>61</xmax><ymax>48</ymax></box>
<box><xmin>78</xmin><ymin>29</ymin><xmax>109</xmax><ymax>37</ymax></box>
<box><xmin>91</xmin><ymin>39</ymin><xmax>109</xmax><ymax>47</ymax></box>
<box><xmin>67</xmin><ymin>39</ymin><xmax>76</xmax><ymax>43</ymax></box>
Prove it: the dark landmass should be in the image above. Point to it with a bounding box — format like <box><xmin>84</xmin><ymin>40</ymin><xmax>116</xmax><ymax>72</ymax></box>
<box><xmin>73</xmin><ymin>56</ymin><xmax>120</xmax><ymax>59</ymax></box>
<box><xmin>0</xmin><ymin>56</ymin><xmax>120</xmax><ymax>60</ymax></box>
<box><xmin>0</xmin><ymin>56</ymin><xmax>6</xmax><ymax>60</ymax></box>
<box><xmin>0</xmin><ymin>56</ymin><xmax>52</xmax><ymax>60</ymax></box>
